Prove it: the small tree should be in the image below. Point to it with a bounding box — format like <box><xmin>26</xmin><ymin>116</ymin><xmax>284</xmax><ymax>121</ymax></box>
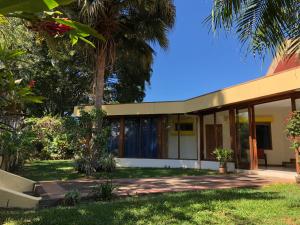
<box><xmin>64</xmin><ymin>109</ymin><xmax>110</xmax><ymax>175</ymax></box>
<box><xmin>286</xmin><ymin>111</ymin><xmax>300</xmax><ymax>174</ymax></box>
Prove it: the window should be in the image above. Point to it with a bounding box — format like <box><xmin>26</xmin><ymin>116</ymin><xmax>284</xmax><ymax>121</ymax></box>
<box><xmin>256</xmin><ymin>123</ymin><xmax>272</xmax><ymax>149</ymax></box>
<box><xmin>175</xmin><ymin>123</ymin><xmax>193</xmax><ymax>131</ymax></box>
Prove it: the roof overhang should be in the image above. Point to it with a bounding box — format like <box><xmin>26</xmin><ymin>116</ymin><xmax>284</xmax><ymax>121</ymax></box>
<box><xmin>74</xmin><ymin>67</ymin><xmax>300</xmax><ymax>116</ymax></box>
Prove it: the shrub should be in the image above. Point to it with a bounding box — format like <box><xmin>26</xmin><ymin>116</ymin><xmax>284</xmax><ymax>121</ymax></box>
<box><xmin>98</xmin><ymin>153</ymin><xmax>116</xmax><ymax>172</ymax></box>
<box><xmin>64</xmin><ymin>109</ymin><xmax>111</xmax><ymax>176</ymax></box>
<box><xmin>91</xmin><ymin>179</ymin><xmax>116</xmax><ymax>201</ymax></box>
<box><xmin>23</xmin><ymin>116</ymin><xmax>75</xmax><ymax>160</ymax></box>
<box><xmin>212</xmin><ymin>148</ymin><xmax>233</xmax><ymax>167</ymax></box>
<box><xmin>64</xmin><ymin>189</ymin><xmax>80</xmax><ymax>206</ymax></box>
<box><xmin>286</xmin><ymin>111</ymin><xmax>300</xmax><ymax>151</ymax></box>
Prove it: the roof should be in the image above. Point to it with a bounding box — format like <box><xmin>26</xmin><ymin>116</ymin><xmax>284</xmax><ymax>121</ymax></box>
<box><xmin>74</xmin><ymin>66</ymin><xmax>300</xmax><ymax>116</ymax></box>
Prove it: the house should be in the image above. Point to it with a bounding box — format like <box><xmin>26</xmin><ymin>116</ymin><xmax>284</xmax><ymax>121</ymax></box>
<box><xmin>74</xmin><ymin>54</ymin><xmax>300</xmax><ymax>173</ymax></box>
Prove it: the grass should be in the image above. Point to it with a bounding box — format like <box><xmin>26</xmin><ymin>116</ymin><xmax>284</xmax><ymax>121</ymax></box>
<box><xmin>16</xmin><ymin>160</ymin><xmax>217</xmax><ymax>181</ymax></box>
<box><xmin>1</xmin><ymin>184</ymin><xmax>300</xmax><ymax>225</ymax></box>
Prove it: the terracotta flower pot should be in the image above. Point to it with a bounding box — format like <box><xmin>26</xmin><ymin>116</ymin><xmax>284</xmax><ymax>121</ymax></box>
<box><xmin>295</xmin><ymin>175</ymin><xmax>300</xmax><ymax>184</ymax></box>
<box><xmin>219</xmin><ymin>164</ymin><xmax>227</xmax><ymax>174</ymax></box>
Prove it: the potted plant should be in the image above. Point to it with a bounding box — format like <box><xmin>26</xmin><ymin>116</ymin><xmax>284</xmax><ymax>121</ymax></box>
<box><xmin>212</xmin><ymin>148</ymin><xmax>233</xmax><ymax>174</ymax></box>
<box><xmin>286</xmin><ymin>111</ymin><xmax>300</xmax><ymax>183</ymax></box>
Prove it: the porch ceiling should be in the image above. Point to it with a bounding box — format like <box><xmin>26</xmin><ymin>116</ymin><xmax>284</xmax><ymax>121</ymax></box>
<box><xmin>74</xmin><ymin>67</ymin><xmax>300</xmax><ymax>116</ymax></box>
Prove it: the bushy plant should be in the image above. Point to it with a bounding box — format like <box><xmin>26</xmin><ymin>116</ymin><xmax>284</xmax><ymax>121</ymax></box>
<box><xmin>91</xmin><ymin>179</ymin><xmax>116</xmax><ymax>201</ymax></box>
<box><xmin>286</xmin><ymin>111</ymin><xmax>300</xmax><ymax>151</ymax></box>
<box><xmin>23</xmin><ymin>116</ymin><xmax>74</xmax><ymax>160</ymax></box>
<box><xmin>98</xmin><ymin>153</ymin><xmax>116</xmax><ymax>172</ymax></box>
<box><xmin>64</xmin><ymin>109</ymin><xmax>111</xmax><ymax>176</ymax></box>
<box><xmin>212</xmin><ymin>148</ymin><xmax>233</xmax><ymax>167</ymax></box>
<box><xmin>64</xmin><ymin>189</ymin><xmax>80</xmax><ymax>206</ymax></box>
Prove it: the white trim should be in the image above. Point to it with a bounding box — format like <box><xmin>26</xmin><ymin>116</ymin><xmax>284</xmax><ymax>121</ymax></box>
<box><xmin>116</xmin><ymin>158</ymin><xmax>235</xmax><ymax>171</ymax></box>
<box><xmin>116</xmin><ymin>158</ymin><xmax>200</xmax><ymax>169</ymax></box>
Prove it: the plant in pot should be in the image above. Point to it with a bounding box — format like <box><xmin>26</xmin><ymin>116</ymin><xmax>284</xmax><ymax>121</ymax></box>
<box><xmin>212</xmin><ymin>148</ymin><xmax>233</xmax><ymax>174</ymax></box>
<box><xmin>286</xmin><ymin>111</ymin><xmax>300</xmax><ymax>183</ymax></box>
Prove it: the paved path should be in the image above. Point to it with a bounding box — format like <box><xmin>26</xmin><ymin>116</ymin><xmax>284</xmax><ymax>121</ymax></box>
<box><xmin>35</xmin><ymin>174</ymin><xmax>293</xmax><ymax>207</ymax></box>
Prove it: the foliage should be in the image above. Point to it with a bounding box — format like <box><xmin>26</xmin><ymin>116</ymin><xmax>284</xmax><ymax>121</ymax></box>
<box><xmin>0</xmin><ymin>45</ymin><xmax>43</xmax><ymax>171</ymax></box>
<box><xmin>1</xmin><ymin>184</ymin><xmax>300</xmax><ymax>225</ymax></box>
<box><xmin>64</xmin><ymin>109</ymin><xmax>110</xmax><ymax>175</ymax></box>
<box><xmin>212</xmin><ymin>148</ymin><xmax>233</xmax><ymax>167</ymax></box>
<box><xmin>64</xmin><ymin>189</ymin><xmax>81</xmax><ymax>206</ymax></box>
<box><xmin>0</xmin><ymin>126</ymin><xmax>36</xmax><ymax>171</ymax></box>
<box><xmin>91</xmin><ymin>179</ymin><xmax>117</xmax><ymax>201</ymax></box>
<box><xmin>0</xmin><ymin>19</ymin><xmax>93</xmax><ymax>116</ymax></box>
<box><xmin>98</xmin><ymin>153</ymin><xmax>116</xmax><ymax>173</ymax></box>
<box><xmin>286</xmin><ymin>111</ymin><xmax>300</xmax><ymax>151</ymax></box>
<box><xmin>76</xmin><ymin>0</ymin><xmax>176</xmax><ymax>107</ymax></box>
<box><xmin>104</xmin><ymin>45</ymin><xmax>154</xmax><ymax>103</ymax></box>
<box><xmin>208</xmin><ymin>0</ymin><xmax>299</xmax><ymax>57</ymax></box>
<box><xmin>0</xmin><ymin>0</ymin><xmax>104</xmax><ymax>47</ymax></box>
<box><xmin>24</xmin><ymin>116</ymin><xmax>74</xmax><ymax>160</ymax></box>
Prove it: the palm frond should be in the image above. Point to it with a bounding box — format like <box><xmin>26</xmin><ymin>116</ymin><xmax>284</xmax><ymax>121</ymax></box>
<box><xmin>209</xmin><ymin>0</ymin><xmax>300</xmax><ymax>57</ymax></box>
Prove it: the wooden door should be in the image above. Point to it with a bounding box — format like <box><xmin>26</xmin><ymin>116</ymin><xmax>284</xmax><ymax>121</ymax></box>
<box><xmin>205</xmin><ymin>124</ymin><xmax>223</xmax><ymax>159</ymax></box>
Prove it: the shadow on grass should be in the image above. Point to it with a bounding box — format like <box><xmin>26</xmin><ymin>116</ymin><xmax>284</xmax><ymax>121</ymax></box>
<box><xmin>1</xmin><ymin>188</ymin><xmax>283</xmax><ymax>225</ymax></box>
<box><xmin>16</xmin><ymin>160</ymin><xmax>217</xmax><ymax>181</ymax></box>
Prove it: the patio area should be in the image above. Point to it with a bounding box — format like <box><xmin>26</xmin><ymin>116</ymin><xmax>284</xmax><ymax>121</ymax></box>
<box><xmin>35</xmin><ymin>174</ymin><xmax>294</xmax><ymax>207</ymax></box>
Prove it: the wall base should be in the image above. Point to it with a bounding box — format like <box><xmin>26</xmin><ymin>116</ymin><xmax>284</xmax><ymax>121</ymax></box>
<box><xmin>116</xmin><ymin>158</ymin><xmax>235</xmax><ymax>172</ymax></box>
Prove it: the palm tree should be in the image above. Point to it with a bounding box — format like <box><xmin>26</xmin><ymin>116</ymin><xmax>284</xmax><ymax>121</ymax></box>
<box><xmin>78</xmin><ymin>0</ymin><xmax>176</xmax><ymax>108</ymax></box>
<box><xmin>209</xmin><ymin>0</ymin><xmax>299</xmax><ymax>57</ymax></box>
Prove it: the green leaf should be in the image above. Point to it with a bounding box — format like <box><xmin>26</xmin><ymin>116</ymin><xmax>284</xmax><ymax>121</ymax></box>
<box><xmin>0</xmin><ymin>0</ymin><xmax>75</xmax><ymax>15</ymax></box>
<box><xmin>70</xmin><ymin>34</ymin><xmax>78</xmax><ymax>46</ymax></box>
<box><xmin>78</xmin><ymin>36</ymin><xmax>95</xmax><ymax>48</ymax></box>
<box><xmin>54</xmin><ymin>18</ymin><xmax>105</xmax><ymax>41</ymax></box>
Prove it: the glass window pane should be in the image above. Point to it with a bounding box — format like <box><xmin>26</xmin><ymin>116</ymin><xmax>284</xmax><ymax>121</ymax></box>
<box><xmin>296</xmin><ymin>99</ymin><xmax>300</xmax><ymax>111</ymax></box>
<box><xmin>141</xmin><ymin>118</ymin><xmax>158</xmax><ymax>158</ymax></box>
<box><xmin>108</xmin><ymin>119</ymin><xmax>120</xmax><ymax>156</ymax></box>
<box><xmin>237</xmin><ymin>109</ymin><xmax>250</xmax><ymax>168</ymax></box>
<box><xmin>124</xmin><ymin>118</ymin><xmax>140</xmax><ymax>158</ymax></box>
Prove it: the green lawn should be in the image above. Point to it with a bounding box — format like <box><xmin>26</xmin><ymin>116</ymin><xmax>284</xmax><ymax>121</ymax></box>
<box><xmin>1</xmin><ymin>184</ymin><xmax>300</xmax><ymax>225</ymax></box>
<box><xmin>17</xmin><ymin>160</ymin><xmax>216</xmax><ymax>181</ymax></box>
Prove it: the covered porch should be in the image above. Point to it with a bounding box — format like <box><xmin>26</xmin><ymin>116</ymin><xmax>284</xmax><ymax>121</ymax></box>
<box><xmin>107</xmin><ymin>92</ymin><xmax>300</xmax><ymax>175</ymax></box>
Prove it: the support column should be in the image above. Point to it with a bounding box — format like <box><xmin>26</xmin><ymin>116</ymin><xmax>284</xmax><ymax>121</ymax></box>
<box><xmin>291</xmin><ymin>98</ymin><xmax>300</xmax><ymax>174</ymax></box>
<box><xmin>177</xmin><ymin>114</ymin><xmax>181</xmax><ymax>159</ymax></box>
<box><xmin>248</xmin><ymin>106</ymin><xmax>258</xmax><ymax>170</ymax></box>
<box><xmin>199</xmin><ymin>114</ymin><xmax>204</xmax><ymax>160</ymax></box>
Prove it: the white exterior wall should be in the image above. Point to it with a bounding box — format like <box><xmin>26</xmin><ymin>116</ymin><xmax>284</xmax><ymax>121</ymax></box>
<box><xmin>116</xmin><ymin>158</ymin><xmax>201</xmax><ymax>169</ymax></box>
<box><xmin>167</xmin><ymin>115</ymin><xmax>197</xmax><ymax>159</ymax></box>
<box><xmin>116</xmin><ymin>158</ymin><xmax>235</xmax><ymax>172</ymax></box>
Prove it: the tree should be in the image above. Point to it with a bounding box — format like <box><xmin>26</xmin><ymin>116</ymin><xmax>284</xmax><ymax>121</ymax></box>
<box><xmin>209</xmin><ymin>0</ymin><xmax>299</xmax><ymax>57</ymax></box>
<box><xmin>77</xmin><ymin>0</ymin><xmax>176</xmax><ymax>108</ymax></box>
<box><xmin>105</xmin><ymin>42</ymin><xmax>154</xmax><ymax>103</ymax></box>
<box><xmin>0</xmin><ymin>18</ymin><xmax>93</xmax><ymax>116</ymax></box>
<box><xmin>27</xmin><ymin>41</ymin><xmax>92</xmax><ymax>116</ymax></box>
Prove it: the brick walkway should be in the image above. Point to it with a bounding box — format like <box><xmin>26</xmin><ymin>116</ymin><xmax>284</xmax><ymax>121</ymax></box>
<box><xmin>35</xmin><ymin>174</ymin><xmax>293</xmax><ymax>207</ymax></box>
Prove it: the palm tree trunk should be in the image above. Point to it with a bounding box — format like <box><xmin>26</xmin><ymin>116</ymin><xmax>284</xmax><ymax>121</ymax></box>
<box><xmin>95</xmin><ymin>47</ymin><xmax>106</xmax><ymax>108</ymax></box>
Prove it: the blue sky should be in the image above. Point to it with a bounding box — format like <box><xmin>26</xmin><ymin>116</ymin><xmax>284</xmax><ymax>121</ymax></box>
<box><xmin>144</xmin><ymin>0</ymin><xmax>272</xmax><ymax>102</ymax></box>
